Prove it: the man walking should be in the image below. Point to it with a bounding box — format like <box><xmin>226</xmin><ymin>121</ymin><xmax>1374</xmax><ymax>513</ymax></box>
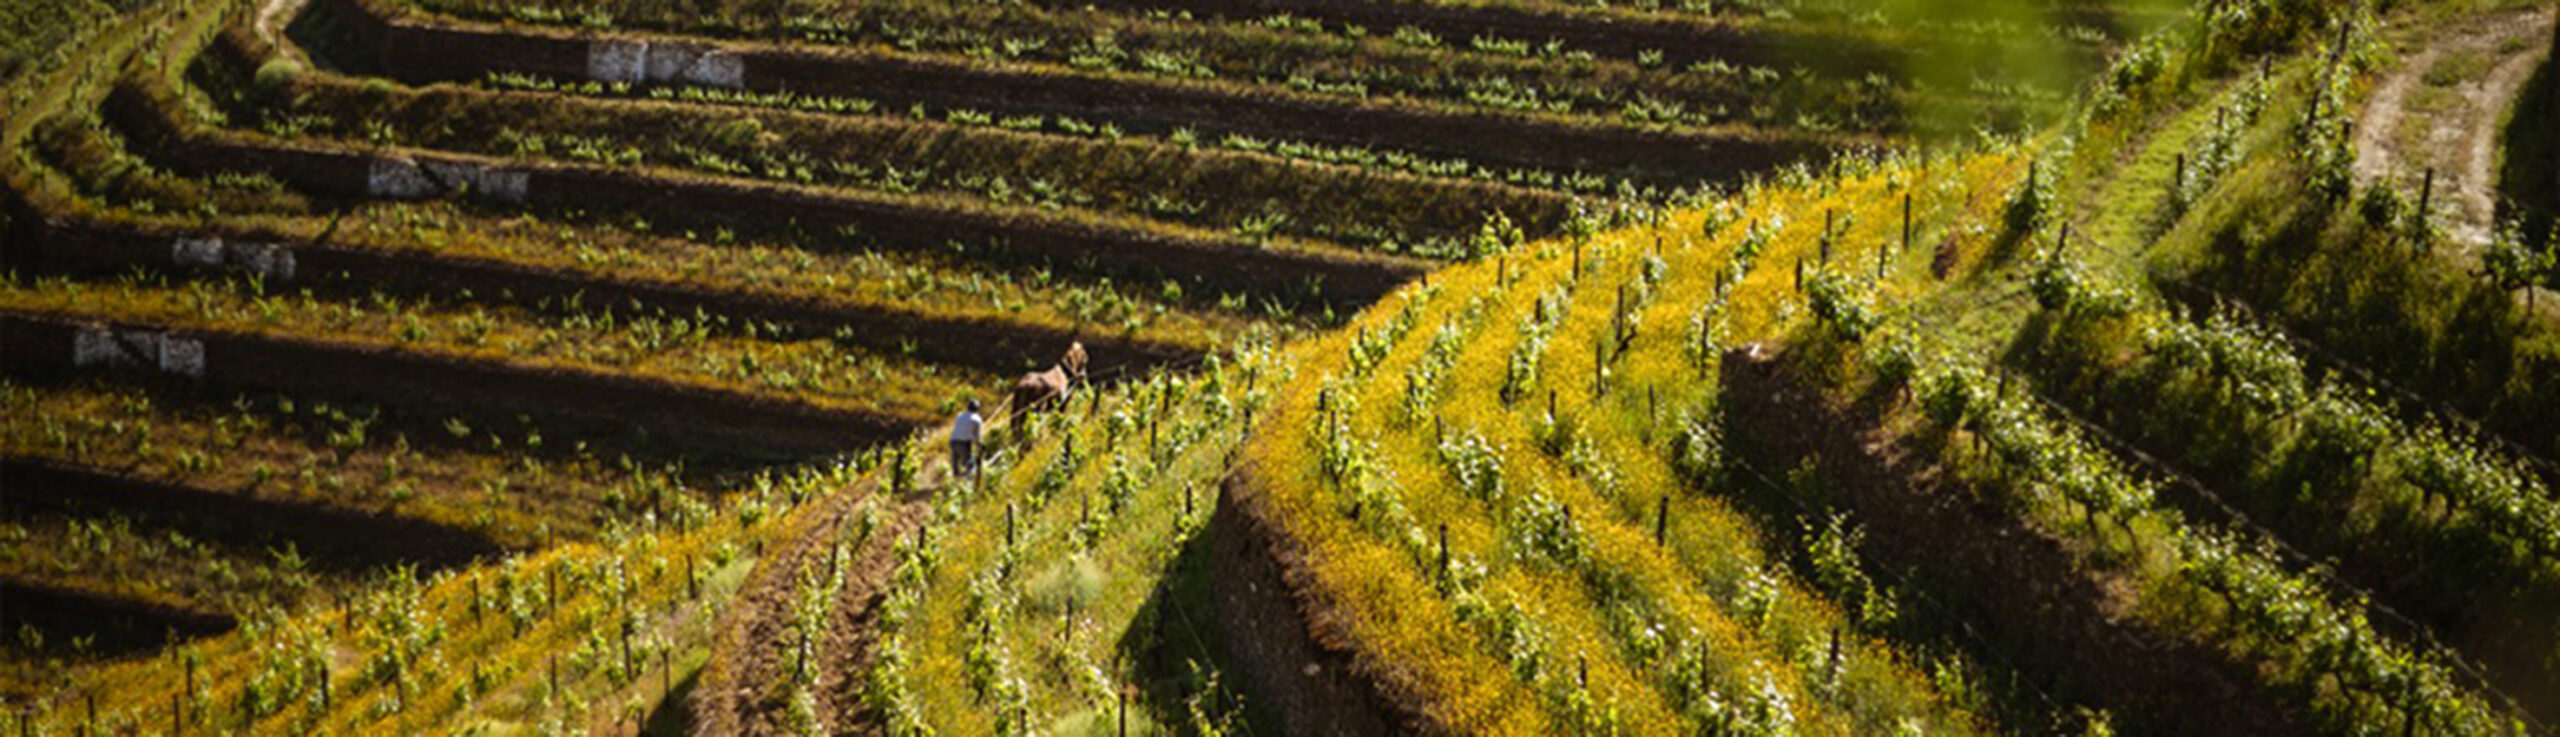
<box><xmin>950</xmin><ymin>399</ymin><xmax>984</xmax><ymax>478</ymax></box>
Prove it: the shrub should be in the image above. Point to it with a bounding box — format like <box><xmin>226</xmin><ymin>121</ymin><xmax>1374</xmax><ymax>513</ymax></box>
<box><xmin>252</xmin><ymin>59</ymin><xmax>305</xmax><ymax>96</ymax></box>
<box><xmin>2004</xmin><ymin>161</ymin><xmax>2052</xmax><ymax>235</ymax></box>
<box><xmin>2356</xmin><ymin>180</ymin><xmax>2405</xmax><ymax>229</ymax></box>
<box><xmin>1026</xmin><ymin>556</ymin><xmax>1106</xmax><ymax>613</ymax></box>
<box><xmin>1804</xmin><ymin>269</ymin><xmax>1878</xmax><ymax>343</ymax></box>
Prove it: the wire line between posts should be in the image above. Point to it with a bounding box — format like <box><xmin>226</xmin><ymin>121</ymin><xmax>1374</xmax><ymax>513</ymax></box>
<box><xmin>2012</xmin><ymin>384</ymin><xmax>2544</xmax><ymax>733</ymax></box>
<box><xmin>1721</xmin><ymin>453</ymin><xmax>2076</xmax><ymax>724</ymax></box>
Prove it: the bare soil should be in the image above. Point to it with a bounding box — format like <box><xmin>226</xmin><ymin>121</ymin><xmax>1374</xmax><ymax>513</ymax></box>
<box><xmin>687</xmin><ymin>467</ymin><xmax>927</xmax><ymax>736</ymax></box>
<box><xmin>8</xmin><ymin>203</ymin><xmax>1199</xmax><ymax>379</ymax></box>
<box><xmin>811</xmin><ymin>495</ymin><xmax>930</xmax><ymax>735</ymax></box>
<box><xmin>314</xmin><ymin>0</ymin><xmax>1850</xmax><ymax>191</ymax></box>
<box><xmin>0</xmin><ymin>312</ymin><xmax>913</xmax><ymax>458</ymax></box>
<box><xmin>100</xmin><ymin>77</ymin><xmax>1427</xmax><ymax>313</ymax></box>
<box><xmin>0</xmin><ymin>579</ymin><xmax>236</xmax><ymax>658</ymax></box>
<box><xmin>2</xmin><ymin>456</ymin><xmax>509</xmax><ymax>570</ymax></box>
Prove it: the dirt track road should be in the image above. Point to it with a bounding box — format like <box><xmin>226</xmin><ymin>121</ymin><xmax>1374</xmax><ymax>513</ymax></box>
<box><xmin>2353</xmin><ymin>6</ymin><xmax>2555</xmax><ymax>248</ymax></box>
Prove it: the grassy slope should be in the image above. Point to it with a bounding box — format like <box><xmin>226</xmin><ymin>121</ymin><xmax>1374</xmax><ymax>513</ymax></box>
<box><xmin>1237</xmin><ymin>147</ymin><xmax>2030</xmax><ymax>734</ymax></box>
<box><xmin>0</xmin><ymin>0</ymin><xmax>117</xmax><ymax>83</ymax></box>
<box><xmin>862</xmin><ymin>344</ymin><xmax>1284</xmax><ymax>735</ymax></box>
<box><xmin>14</xmin><ymin>0</ymin><xmax>2560</xmax><ymax>735</ymax></box>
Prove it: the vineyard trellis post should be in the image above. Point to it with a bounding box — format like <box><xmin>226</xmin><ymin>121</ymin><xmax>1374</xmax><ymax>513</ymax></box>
<box><xmin>1822</xmin><ymin>209</ymin><xmax>1835</xmax><ymax>264</ymax></box>
<box><xmin>1827</xmin><ymin>628</ymin><xmax>1842</xmax><ymax>681</ymax></box>
<box><xmin>1902</xmin><ymin>192</ymin><xmax>1913</xmax><ymax>256</ymax></box>
<box><xmin>2417</xmin><ymin>168</ymin><xmax>2434</xmax><ymax>244</ymax></box>
<box><xmin>1437</xmin><ymin>523</ymin><xmax>1449</xmax><ymax>584</ymax></box>
<box><xmin>1593</xmin><ymin>340</ymin><xmax>1606</xmax><ymax>397</ymax></box>
<box><xmin>1654</xmin><ymin>495</ymin><xmax>1668</xmax><ymax>545</ymax></box>
<box><xmin>2175</xmin><ymin>154</ymin><xmax>2187</xmax><ymax>208</ymax></box>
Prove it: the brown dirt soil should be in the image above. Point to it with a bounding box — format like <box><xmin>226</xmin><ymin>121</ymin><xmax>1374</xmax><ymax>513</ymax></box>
<box><xmin>1211</xmin><ymin>462</ymin><xmax>1406</xmax><ymax>735</ymax></box>
<box><xmin>1720</xmin><ymin>346</ymin><xmax>2315</xmax><ymax>737</ymax></box>
<box><xmin>198</xmin><ymin>25</ymin><xmax>1581</xmax><ymax>252</ymax></box>
<box><xmin>1030</xmin><ymin>0</ymin><xmax>1902</xmax><ymax>77</ymax></box>
<box><xmin>99</xmin><ymin>75</ymin><xmax>1427</xmax><ymax>312</ymax></box>
<box><xmin>6</xmin><ymin>199</ymin><xmax>1200</xmax><ymax>379</ymax></box>
<box><xmin>0</xmin><ymin>312</ymin><xmax>912</xmax><ymax>458</ymax></box>
<box><xmin>2</xmin><ymin>456</ymin><xmax>509</xmax><ymax>570</ymax></box>
<box><xmin>811</xmin><ymin>495</ymin><xmax>930</xmax><ymax>735</ymax></box>
<box><xmin>2353</xmin><ymin>6</ymin><xmax>2557</xmax><ymax>247</ymax></box>
<box><xmin>314</xmin><ymin>0</ymin><xmax>1852</xmax><ymax>190</ymax></box>
<box><xmin>0</xmin><ymin>579</ymin><xmax>237</xmax><ymax>657</ymax></box>
<box><xmin>687</xmin><ymin>476</ymin><xmax>868</xmax><ymax>736</ymax></box>
<box><xmin>688</xmin><ymin>467</ymin><xmax>928</xmax><ymax>736</ymax></box>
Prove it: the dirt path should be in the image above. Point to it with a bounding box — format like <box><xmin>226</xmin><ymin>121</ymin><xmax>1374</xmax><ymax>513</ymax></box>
<box><xmin>688</xmin><ymin>468</ymin><xmax>932</xmax><ymax>736</ymax></box>
<box><xmin>257</xmin><ymin>0</ymin><xmax>304</xmax><ymax>45</ymax></box>
<box><xmin>2353</xmin><ymin>6</ymin><xmax>2555</xmax><ymax>247</ymax></box>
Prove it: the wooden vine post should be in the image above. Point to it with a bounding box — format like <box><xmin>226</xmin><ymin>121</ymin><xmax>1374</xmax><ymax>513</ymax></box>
<box><xmin>1593</xmin><ymin>339</ymin><xmax>1607</xmax><ymax>397</ymax></box>
<box><xmin>1655</xmin><ymin>495</ymin><xmax>1669</xmax><ymax>545</ymax></box>
<box><xmin>620</xmin><ymin>619</ymin><xmax>634</xmax><ymax>679</ymax></box>
<box><xmin>1437</xmin><ymin>523</ymin><xmax>1450</xmax><ymax>584</ymax></box>
<box><xmin>1827</xmin><ymin>628</ymin><xmax>1843</xmax><ymax>679</ymax></box>
<box><xmin>2174</xmin><ymin>153</ymin><xmax>2187</xmax><ymax>203</ymax></box>
<box><xmin>2417</xmin><ymin>168</ymin><xmax>2434</xmax><ymax>245</ymax></box>
<box><xmin>1822</xmin><ymin>208</ymin><xmax>1835</xmax><ymax>264</ymax></box>
<box><xmin>1902</xmin><ymin>192</ymin><xmax>1914</xmax><ymax>253</ymax></box>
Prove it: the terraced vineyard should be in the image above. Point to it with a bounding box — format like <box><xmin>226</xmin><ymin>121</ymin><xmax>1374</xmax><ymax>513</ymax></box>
<box><xmin>8</xmin><ymin>0</ymin><xmax>2558</xmax><ymax>733</ymax></box>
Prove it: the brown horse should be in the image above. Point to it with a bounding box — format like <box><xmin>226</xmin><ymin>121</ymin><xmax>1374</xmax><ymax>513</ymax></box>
<box><xmin>1009</xmin><ymin>342</ymin><xmax>1088</xmax><ymax>413</ymax></box>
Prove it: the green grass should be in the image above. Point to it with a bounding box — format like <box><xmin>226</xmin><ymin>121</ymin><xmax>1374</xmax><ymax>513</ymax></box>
<box><xmin>1</xmin><ymin>467</ymin><xmax>815</xmax><ymax>735</ymax></box>
<box><xmin>2011</xmin><ymin>291</ymin><xmax>2560</xmax><ymax>712</ymax></box>
<box><xmin>389</xmin><ymin>0</ymin><xmax>1916</xmax><ymax>135</ymax></box>
<box><xmin>0</xmin><ymin>0</ymin><xmax>118</xmax><ymax>83</ymax></box>
<box><xmin>194</xmin><ymin>30</ymin><xmax>1559</xmax><ymax>260</ymax></box>
<box><xmin>16</xmin><ymin>0</ymin><xmax>2560</xmax><ymax>734</ymax></box>
<box><xmin>1236</xmin><ymin>147</ymin><xmax>2031</xmax><ymax>734</ymax></box>
<box><xmin>1</xmin><ymin>379</ymin><xmax>694</xmax><ymax>550</ymax></box>
<box><xmin>859</xmin><ymin>342</ymin><xmax>1283</xmax><ymax>736</ymax></box>
<box><xmin>0</xmin><ymin>274</ymin><xmax>996</xmax><ymax>423</ymax></box>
